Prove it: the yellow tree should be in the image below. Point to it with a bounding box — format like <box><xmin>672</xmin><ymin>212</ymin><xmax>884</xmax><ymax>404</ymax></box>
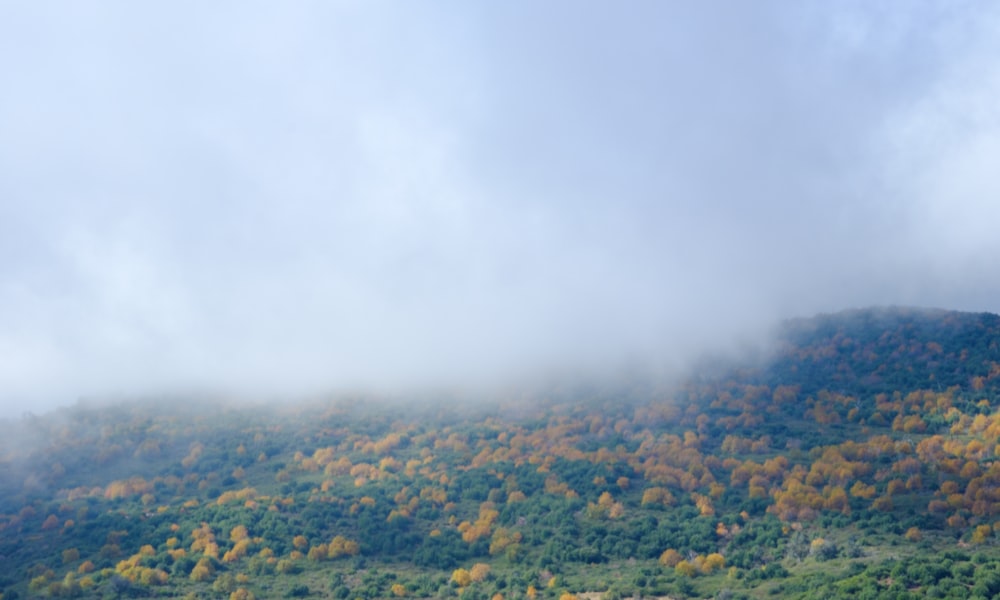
<box><xmin>972</xmin><ymin>524</ymin><xmax>993</xmax><ymax>545</ymax></box>
<box><xmin>675</xmin><ymin>560</ymin><xmax>697</xmax><ymax>577</ymax></box>
<box><xmin>230</xmin><ymin>588</ymin><xmax>256</xmax><ymax>600</ymax></box>
<box><xmin>659</xmin><ymin>549</ymin><xmax>682</xmax><ymax>568</ymax></box>
<box><xmin>470</xmin><ymin>563</ymin><xmax>491</xmax><ymax>583</ymax></box>
<box><xmin>190</xmin><ymin>557</ymin><xmax>214</xmax><ymax>582</ymax></box>
<box><xmin>308</xmin><ymin>544</ymin><xmax>329</xmax><ymax>561</ymax></box>
<box><xmin>702</xmin><ymin>553</ymin><xmax>725</xmax><ymax>574</ymax></box>
<box><xmin>230</xmin><ymin>525</ymin><xmax>249</xmax><ymax>542</ymax></box>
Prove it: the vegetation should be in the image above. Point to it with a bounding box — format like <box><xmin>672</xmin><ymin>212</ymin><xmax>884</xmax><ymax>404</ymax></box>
<box><xmin>3</xmin><ymin>306</ymin><xmax>1000</xmax><ymax>599</ymax></box>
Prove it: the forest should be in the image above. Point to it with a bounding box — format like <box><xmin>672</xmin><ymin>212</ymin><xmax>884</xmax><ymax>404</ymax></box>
<box><xmin>3</xmin><ymin>306</ymin><xmax>1000</xmax><ymax>599</ymax></box>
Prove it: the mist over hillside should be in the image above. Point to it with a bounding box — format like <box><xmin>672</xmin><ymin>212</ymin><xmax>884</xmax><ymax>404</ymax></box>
<box><xmin>4</xmin><ymin>2</ymin><xmax>1000</xmax><ymax>415</ymax></box>
<box><xmin>3</xmin><ymin>307</ymin><xmax>1000</xmax><ymax>599</ymax></box>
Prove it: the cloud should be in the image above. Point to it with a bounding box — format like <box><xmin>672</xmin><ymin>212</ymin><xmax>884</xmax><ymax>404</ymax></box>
<box><xmin>1</xmin><ymin>2</ymin><xmax>1000</xmax><ymax>414</ymax></box>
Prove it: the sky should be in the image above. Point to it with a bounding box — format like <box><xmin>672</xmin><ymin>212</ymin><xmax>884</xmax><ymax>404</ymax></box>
<box><xmin>2</xmin><ymin>1</ymin><xmax>1000</xmax><ymax>415</ymax></box>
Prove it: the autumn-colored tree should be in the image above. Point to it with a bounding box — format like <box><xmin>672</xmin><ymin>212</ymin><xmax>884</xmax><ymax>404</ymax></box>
<box><xmin>824</xmin><ymin>486</ymin><xmax>849</xmax><ymax>513</ymax></box>
<box><xmin>223</xmin><ymin>539</ymin><xmax>252</xmax><ymax>563</ymax></box>
<box><xmin>29</xmin><ymin>575</ymin><xmax>50</xmax><ymax>594</ymax></box>
<box><xmin>230</xmin><ymin>525</ymin><xmax>249</xmax><ymax>542</ymax></box>
<box><xmin>702</xmin><ymin>553</ymin><xmax>725</xmax><ymax>574</ymax></box>
<box><xmin>275</xmin><ymin>559</ymin><xmax>298</xmax><ymax>574</ymax></box>
<box><xmin>190</xmin><ymin>564</ymin><xmax>213</xmax><ymax>582</ymax></box>
<box><xmin>470</xmin><ymin>563</ymin><xmax>491</xmax><ymax>583</ymax></box>
<box><xmin>307</xmin><ymin>544</ymin><xmax>328</xmax><ymax>561</ymax></box>
<box><xmin>872</xmin><ymin>495</ymin><xmax>894</xmax><ymax>512</ymax></box>
<box><xmin>675</xmin><ymin>560</ymin><xmax>697</xmax><ymax>577</ymax></box>
<box><xmin>489</xmin><ymin>528</ymin><xmax>522</xmax><ymax>556</ymax></box>
<box><xmin>640</xmin><ymin>486</ymin><xmax>675</xmax><ymax>508</ymax></box>
<box><xmin>692</xmin><ymin>493</ymin><xmax>715</xmax><ymax>516</ymax></box>
<box><xmin>659</xmin><ymin>548</ymin><xmax>682</xmax><ymax>567</ymax></box>
<box><xmin>190</xmin><ymin>522</ymin><xmax>217</xmax><ymax>556</ymax></box>
<box><xmin>327</xmin><ymin>535</ymin><xmax>360</xmax><ymax>559</ymax></box>
<box><xmin>461</xmin><ymin>503</ymin><xmax>500</xmax><ymax>543</ymax></box>
<box><xmin>230</xmin><ymin>588</ymin><xmax>256</xmax><ymax>600</ymax></box>
<box><xmin>972</xmin><ymin>524</ymin><xmax>993</xmax><ymax>544</ymax></box>
<box><xmin>41</xmin><ymin>514</ymin><xmax>60</xmax><ymax>530</ymax></box>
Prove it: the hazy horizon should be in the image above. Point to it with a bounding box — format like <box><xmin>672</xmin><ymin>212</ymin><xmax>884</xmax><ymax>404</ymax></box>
<box><xmin>3</xmin><ymin>2</ymin><xmax>1000</xmax><ymax>415</ymax></box>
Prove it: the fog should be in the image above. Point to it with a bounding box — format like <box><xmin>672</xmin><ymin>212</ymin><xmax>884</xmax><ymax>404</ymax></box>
<box><xmin>2</xmin><ymin>2</ymin><xmax>1000</xmax><ymax>415</ymax></box>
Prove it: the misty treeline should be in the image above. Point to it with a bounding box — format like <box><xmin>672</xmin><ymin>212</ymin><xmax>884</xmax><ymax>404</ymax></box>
<box><xmin>3</xmin><ymin>307</ymin><xmax>1000</xmax><ymax>599</ymax></box>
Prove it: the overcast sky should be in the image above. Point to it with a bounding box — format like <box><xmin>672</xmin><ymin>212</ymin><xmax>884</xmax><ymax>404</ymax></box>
<box><xmin>2</xmin><ymin>1</ymin><xmax>1000</xmax><ymax>414</ymax></box>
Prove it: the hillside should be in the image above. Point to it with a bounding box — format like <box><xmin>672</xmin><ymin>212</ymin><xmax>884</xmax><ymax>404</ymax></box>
<box><xmin>3</xmin><ymin>307</ymin><xmax>1000</xmax><ymax>599</ymax></box>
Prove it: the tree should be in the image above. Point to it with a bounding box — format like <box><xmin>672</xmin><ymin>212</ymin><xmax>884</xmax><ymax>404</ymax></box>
<box><xmin>675</xmin><ymin>560</ymin><xmax>697</xmax><ymax>577</ymax></box>
<box><xmin>470</xmin><ymin>563</ymin><xmax>491</xmax><ymax>583</ymax></box>
<box><xmin>308</xmin><ymin>544</ymin><xmax>329</xmax><ymax>561</ymax></box>
<box><xmin>231</xmin><ymin>525</ymin><xmax>249</xmax><ymax>542</ymax></box>
<box><xmin>328</xmin><ymin>536</ymin><xmax>360</xmax><ymax>559</ymax></box>
<box><xmin>971</xmin><ymin>524</ymin><xmax>993</xmax><ymax>545</ymax></box>
<box><xmin>702</xmin><ymin>553</ymin><xmax>726</xmax><ymax>573</ymax></box>
<box><xmin>213</xmin><ymin>573</ymin><xmax>236</xmax><ymax>594</ymax></box>
<box><xmin>659</xmin><ymin>549</ymin><xmax>682</xmax><ymax>568</ymax></box>
<box><xmin>107</xmin><ymin>575</ymin><xmax>134</xmax><ymax>600</ymax></box>
<box><xmin>641</xmin><ymin>487</ymin><xmax>675</xmax><ymax>508</ymax></box>
<box><xmin>276</xmin><ymin>559</ymin><xmax>300</xmax><ymax>574</ymax></box>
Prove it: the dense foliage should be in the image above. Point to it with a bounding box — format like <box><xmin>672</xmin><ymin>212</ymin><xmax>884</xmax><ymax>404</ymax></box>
<box><xmin>3</xmin><ymin>306</ymin><xmax>1000</xmax><ymax>599</ymax></box>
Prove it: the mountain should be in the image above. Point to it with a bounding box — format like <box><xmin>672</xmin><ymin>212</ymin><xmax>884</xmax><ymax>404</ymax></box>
<box><xmin>3</xmin><ymin>306</ymin><xmax>1000</xmax><ymax>600</ymax></box>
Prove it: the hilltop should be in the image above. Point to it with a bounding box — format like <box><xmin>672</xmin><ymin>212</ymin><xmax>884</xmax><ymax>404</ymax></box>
<box><xmin>3</xmin><ymin>307</ymin><xmax>1000</xmax><ymax>599</ymax></box>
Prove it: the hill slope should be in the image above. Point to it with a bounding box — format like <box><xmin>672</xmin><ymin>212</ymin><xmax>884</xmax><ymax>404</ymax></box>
<box><xmin>3</xmin><ymin>306</ymin><xmax>1000</xmax><ymax>599</ymax></box>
